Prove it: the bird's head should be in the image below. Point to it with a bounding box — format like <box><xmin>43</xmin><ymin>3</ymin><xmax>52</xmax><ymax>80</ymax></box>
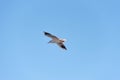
<box><xmin>60</xmin><ymin>39</ymin><xmax>67</xmax><ymax>42</ymax></box>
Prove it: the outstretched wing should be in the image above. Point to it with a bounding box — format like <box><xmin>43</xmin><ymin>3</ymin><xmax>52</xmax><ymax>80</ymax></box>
<box><xmin>57</xmin><ymin>43</ymin><xmax>67</xmax><ymax>50</ymax></box>
<box><xmin>44</xmin><ymin>32</ymin><xmax>59</xmax><ymax>39</ymax></box>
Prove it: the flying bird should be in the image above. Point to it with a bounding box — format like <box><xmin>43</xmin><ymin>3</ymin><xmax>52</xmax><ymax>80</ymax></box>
<box><xmin>44</xmin><ymin>31</ymin><xmax>67</xmax><ymax>50</ymax></box>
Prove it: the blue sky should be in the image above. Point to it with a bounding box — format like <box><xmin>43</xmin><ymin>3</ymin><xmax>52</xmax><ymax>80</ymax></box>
<box><xmin>0</xmin><ymin>0</ymin><xmax>120</xmax><ymax>80</ymax></box>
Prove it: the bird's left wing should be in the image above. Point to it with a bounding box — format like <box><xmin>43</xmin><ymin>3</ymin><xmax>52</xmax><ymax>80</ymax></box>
<box><xmin>57</xmin><ymin>43</ymin><xmax>67</xmax><ymax>50</ymax></box>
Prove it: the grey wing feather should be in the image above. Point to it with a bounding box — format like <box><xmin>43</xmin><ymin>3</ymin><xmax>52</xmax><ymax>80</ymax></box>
<box><xmin>44</xmin><ymin>32</ymin><xmax>59</xmax><ymax>39</ymax></box>
<box><xmin>57</xmin><ymin>43</ymin><xmax>67</xmax><ymax>50</ymax></box>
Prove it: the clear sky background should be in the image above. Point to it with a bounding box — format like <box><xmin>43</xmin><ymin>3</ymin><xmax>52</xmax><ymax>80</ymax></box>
<box><xmin>0</xmin><ymin>0</ymin><xmax>120</xmax><ymax>80</ymax></box>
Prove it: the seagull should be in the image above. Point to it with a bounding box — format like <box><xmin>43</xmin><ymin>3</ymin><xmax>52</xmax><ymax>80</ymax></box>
<box><xmin>44</xmin><ymin>31</ymin><xmax>67</xmax><ymax>50</ymax></box>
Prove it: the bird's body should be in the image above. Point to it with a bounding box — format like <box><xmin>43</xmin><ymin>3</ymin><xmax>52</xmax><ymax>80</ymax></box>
<box><xmin>44</xmin><ymin>32</ymin><xmax>67</xmax><ymax>50</ymax></box>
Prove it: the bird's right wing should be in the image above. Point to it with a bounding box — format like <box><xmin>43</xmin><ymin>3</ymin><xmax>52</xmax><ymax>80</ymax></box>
<box><xmin>44</xmin><ymin>32</ymin><xmax>59</xmax><ymax>39</ymax></box>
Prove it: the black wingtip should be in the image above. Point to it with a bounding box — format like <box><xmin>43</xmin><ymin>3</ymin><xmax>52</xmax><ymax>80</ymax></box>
<box><xmin>61</xmin><ymin>45</ymin><xmax>67</xmax><ymax>50</ymax></box>
<box><xmin>64</xmin><ymin>48</ymin><xmax>67</xmax><ymax>50</ymax></box>
<box><xmin>44</xmin><ymin>31</ymin><xmax>49</xmax><ymax>35</ymax></box>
